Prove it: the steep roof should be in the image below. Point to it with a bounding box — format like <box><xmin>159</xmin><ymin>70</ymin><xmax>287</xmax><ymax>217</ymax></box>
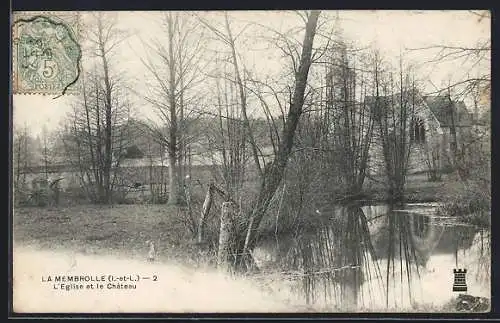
<box><xmin>364</xmin><ymin>94</ymin><xmax>474</xmax><ymax>127</ymax></box>
<box><xmin>364</xmin><ymin>91</ymin><xmax>422</xmax><ymax>120</ymax></box>
<box><xmin>422</xmin><ymin>96</ymin><xmax>473</xmax><ymax>127</ymax></box>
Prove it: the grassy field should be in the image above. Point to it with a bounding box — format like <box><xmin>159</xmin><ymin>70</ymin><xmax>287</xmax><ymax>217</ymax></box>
<box><xmin>13</xmin><ymin>204</ymin><xmax>213</xmax><ymax>268</ymax></box>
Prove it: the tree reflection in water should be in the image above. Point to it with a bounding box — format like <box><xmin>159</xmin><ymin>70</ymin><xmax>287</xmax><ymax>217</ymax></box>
<box><xmin>268</xmin><ymin>204</ymin><xmax>384</xmax><ymax>310</ymax></box>
<box><xmin>255</xmin><ymin>203</ymin><xmax>488</xmax><ymax>311</ymax></box>
<box><xmin>376</xmin><ymin>204</ymin><xmax>422</xmax><ymax>308</ymax></box>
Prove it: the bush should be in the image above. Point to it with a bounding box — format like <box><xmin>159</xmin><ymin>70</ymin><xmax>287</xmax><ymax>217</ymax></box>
<box><xmin>437</xmin><ymin>180</ymin><xmax>490</xmax><ymax>228</ymax></box>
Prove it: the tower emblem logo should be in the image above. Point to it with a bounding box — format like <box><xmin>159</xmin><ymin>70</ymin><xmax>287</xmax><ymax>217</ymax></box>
<box><xmin>453</xmin><ymin>269</ymin><xmax>468</xmax><ymax>292</ymax></box>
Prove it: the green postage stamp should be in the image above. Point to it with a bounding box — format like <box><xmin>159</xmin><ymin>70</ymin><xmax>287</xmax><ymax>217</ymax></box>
<box><xmin>12</xmin><ymin>12</ymin><xmax>82</xmax><ymax>95</ymax></box>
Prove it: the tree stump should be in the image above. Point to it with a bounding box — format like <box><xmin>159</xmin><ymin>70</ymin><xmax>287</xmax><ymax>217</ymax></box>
<box><xmin>197</xmin><ymin>184</ymin><xmax>214</xmax><ymax>244</ymax></box>
<box><xmin>217</xmin><ymin>201</ymin><xmax>234</xmax><ymax>272</ymax></box>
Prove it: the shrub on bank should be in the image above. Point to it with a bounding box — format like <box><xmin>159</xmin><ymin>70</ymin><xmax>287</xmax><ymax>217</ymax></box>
<box><xmin>437</xmin><ymin>179</ymin><xmax>490</xmax><ymax>228</ymax></box>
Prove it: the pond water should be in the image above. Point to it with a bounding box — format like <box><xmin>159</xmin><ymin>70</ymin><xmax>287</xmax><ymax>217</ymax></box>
<box><xmin>252</xmin><ymin>203</ymin><xmax>491</xmax><ymax>312</ymax></box>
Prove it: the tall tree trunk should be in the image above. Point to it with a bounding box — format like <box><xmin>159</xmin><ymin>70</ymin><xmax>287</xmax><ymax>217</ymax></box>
<box><xmin>233</xmin><ymin>11</ymin><xmax>321</xmax><ymax>270</ymax></box>
<box><xmin>447</xmin><ymin>94</ymin><xmax>464</xmax><ymax>180</ymax></box>
<box><xmin>94</xmin><ymin>77</ymin><xmax>104</xmax><ymax>201</ymax></box>
<box><xmin>97</xmin><ymin>17</ymin><xmax>114</xmax><ymax>204</ymax></box>
<box><xmin>224</xmin><ymin>13</ymin><xmax>263</xmax><ymax>179</ymax></box>
<box><xmin>167</xmin><ymin>13</ymin><xmax>179</xmax><ymax>206</ymax></box>
<box><xmin>43</xmin><ymin>129</ymin><xmax>49</xmax><ymax>183</ymax></box>
<box><xmin>178</xmin><ymin>70</ymin><xmax>185</xmax><ymax>204</ymax></box>
<box><xmin>82</xmin><ymin>75</ymin><xmax>100</xmax><ymax>201</ymax></box>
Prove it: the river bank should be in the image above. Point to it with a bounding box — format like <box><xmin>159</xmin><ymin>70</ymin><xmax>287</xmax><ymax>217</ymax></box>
<box><xmin>12</xmin><ymin>203</ymin><xmax>490</xmax><ymax>313</ymax></box>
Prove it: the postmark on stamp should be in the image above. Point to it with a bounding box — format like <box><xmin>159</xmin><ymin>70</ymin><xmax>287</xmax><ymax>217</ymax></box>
<box><xmin>12</xmin><ymin>12</ymin><xmax>82</xmax><ymax>96</ymax></box>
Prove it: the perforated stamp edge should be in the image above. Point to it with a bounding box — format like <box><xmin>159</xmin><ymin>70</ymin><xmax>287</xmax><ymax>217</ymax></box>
<box><xmin>12</xmin><ymin>11</ymin><xmax>82</xmax><ymax>96</ymax></box>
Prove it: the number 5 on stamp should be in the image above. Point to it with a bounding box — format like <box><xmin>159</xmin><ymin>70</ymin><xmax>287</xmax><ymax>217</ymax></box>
<box><xmin>12</xmin><ymin>12</ymin><xmax>82</xmax><ymax>96</ymax></box>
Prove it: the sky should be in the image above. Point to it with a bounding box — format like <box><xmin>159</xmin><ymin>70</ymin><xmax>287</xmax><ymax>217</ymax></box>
<box><xmin>12</xmin><ymin>10</ymin><xmax>490</xmax><ymax>137</ymax></box>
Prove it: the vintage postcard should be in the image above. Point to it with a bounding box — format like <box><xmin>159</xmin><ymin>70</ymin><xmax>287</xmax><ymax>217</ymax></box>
<box><xmin>11</xmin><ymin>10</ymin><xmax>491</xmax><ymax>314</ymax></box>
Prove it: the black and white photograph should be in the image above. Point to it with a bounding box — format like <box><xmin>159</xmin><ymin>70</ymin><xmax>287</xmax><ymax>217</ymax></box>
<box><xmin>11</xmin><ymin>10</ymin><xmax>491</xmax><ymax>313</ymax></box>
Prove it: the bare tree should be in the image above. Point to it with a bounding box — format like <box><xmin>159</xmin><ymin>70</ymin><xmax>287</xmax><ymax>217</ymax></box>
<box><xmin>90</xmin><ymin>14</ymin><xmax>123</xmax><ymax>203</ymax></box>
<box><xmin>61</xmin><ymin>13</ymin><xmax>131</xmax><ymax>204</ymax></box>
<box><xmin>211</xmin><ymin>72</ymin><xmax>248</xmax><ymax>200</ymax></box>
<box><xmin>407</xmin><ymin>11</ymin><xmax>490</xmax><ymax>99</ymax></box>
<box><xmin>196</xmin><ymin>11</ymin><xmax>321</xmax><ymax>270</ymax></box>
<box><xmin>234</xmin><ymin>11</ymin><xmax>321</xmax><ymax>270</ymax></box>
<box><xmin>13</xmin><ymin>124</ymin><xmax>33</xmax><ymax>204</ymax></box>
<box><xmin>405</xmin><ymin>12</ymin><xmax>490</xmax><ymax>221</ymax></box>
<box><xmin>140</xmin><ymin>12</ymin><xmax>206</xmax><ymax>206</ymax></box>
<box><xmin>197</xmin><ymin>12</ymin><xmax>265</xmax><ymax>188</ymax></box>
<box><xmin>371</xmin><ymin>56</ymin><xmax>419</xmax><ymax>202</ymax></box>
<box><xmin>40</xmin><ymin>125</ymin><xmax>53</xmax><ymax>183</ymax></box>
<box><xmin>322</xmin><ymin>42</ymin><xmax>375</xmax><ymax>198</ymax></box>
<box><xmin>62</xmin><ymin>71</ymin><xmax>131</xmax><ymax>203</ymax></box>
